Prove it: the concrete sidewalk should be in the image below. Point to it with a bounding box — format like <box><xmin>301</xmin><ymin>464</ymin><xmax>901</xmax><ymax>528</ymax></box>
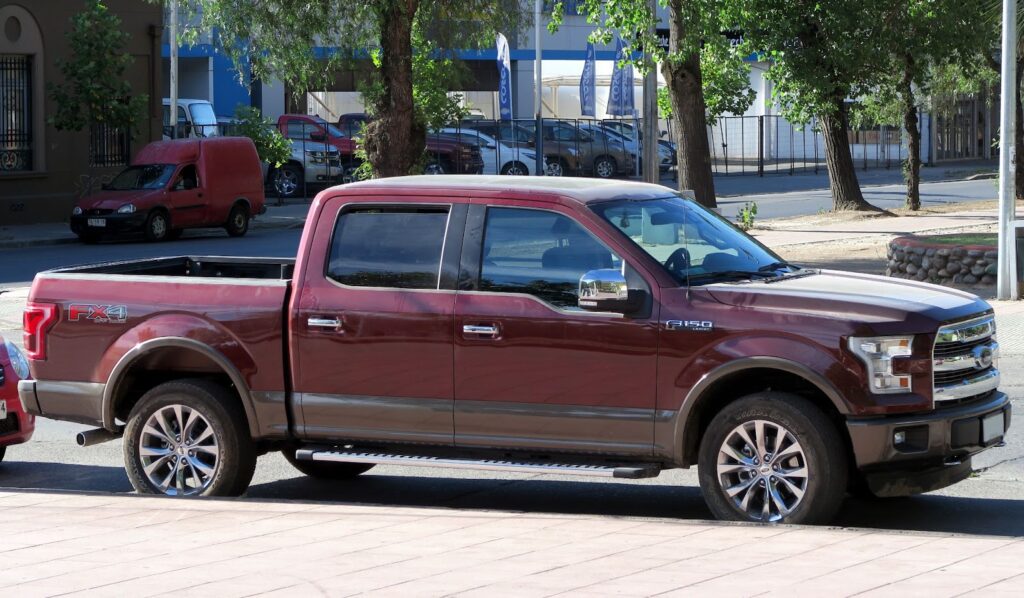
<box><xmin>1</xmin><ymin>490</ymin><xmax>1021</xmax><ymax>597</ymax></box>
<box><xmin>0</xmin><ymin>202</ymin><xmax>311</xmax><ymax>249</ymax></box>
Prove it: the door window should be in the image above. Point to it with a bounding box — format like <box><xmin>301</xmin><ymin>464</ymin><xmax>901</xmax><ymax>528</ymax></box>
<box><xmin>327</xmin><ymin>206</ymin><xmax>450</xmax><ymax>289</ymax></box>
<box><xmin>172</xmin><ymin>164</ymin><xmax>198</xmax><ymax>190</ymax></box>
<box><xmin>479</xmin><ymin>207</ymin><xmax>621</xmax><ymax>309</ymax></box>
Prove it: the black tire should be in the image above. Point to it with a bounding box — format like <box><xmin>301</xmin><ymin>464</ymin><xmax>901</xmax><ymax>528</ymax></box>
<box><xmin>697</xmin><ymin>392</ymin><xmax>847</xmax><ymax>525</ymax></box>
<box><xmin>593</xmin><ymin>156</ymin><xmax>617</xmax><ymax>179</ymax></box>
<box><xmin>283</xmin><ymin>448</ymin><xmax>375</xmax><ymax>480</ymax></box>
<box><xmin>545</xmin><ymin>158</ymin><xmax>567</xmax><ymax>177</ymax></box>
<box><xmin>144</xmin><ymin>209</ymin><xmax>170</xmax><ymax>242</ymax></box>
<box><xmin>500</xmin><ymin>161</ymin><xmax>529</xmax><ymax>176</ymax></box>
<box><xmin>77</xmin><ymin>232</ymin><xmax>101</xmax><ymax>244</ymax></box>
<box><xmin>272</xmin><ymin>163</ymin><xmax>303</xmax><ymax>198</ymax></box>
<box><xmin>225</xmin><ymin>203</ymin><xmax>250</xmax><ymax>237</ymax></box>
<box><xmin>123</xmin><ymin>378</ymin><xmax>256</xmax><ymax>497</ymax></box>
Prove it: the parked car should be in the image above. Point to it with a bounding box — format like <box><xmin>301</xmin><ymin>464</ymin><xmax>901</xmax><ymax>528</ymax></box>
<box><xmin>270</xmin><ymin>138</ymin><xmax>347</xmax><ymax>199</ymax></box>
<box><xmin>337</xmin><ymin>113</ymin><xmax>484</xmax><ymax>174</ymax></box>
<box><xmin>162</xmin><ymin>98</ymin><xmax>219</xmax><ymax>139</ymax></box>
<box><xmin>595</xmin><ymin>120</ymin><xmax>676</xmax><ymax>174</ymax></box>
<box><xmin>0</xmin><ymin>334</ymin><xmax>34</xmax><ymax>463</ymax></box>
<box><xmin>530</xmin><ymin>120</ymin><xmax>633</xmax><ymax>178</ymax></box>
<box><xmin>22</xmin><ymin>176</ymin><xmax>1009</xmax><ymax>524</ymax></box>
<box><xmin>437</xmin><ymin>127</ymin><xmax>539</xmax><ymax>175</ymax></box>
<box><xmin>71</xmin><ymin>137</ymin><xmax>266</xmax><ymax>242</ymax></box>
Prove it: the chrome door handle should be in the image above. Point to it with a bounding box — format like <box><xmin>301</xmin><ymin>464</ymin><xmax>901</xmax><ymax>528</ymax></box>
<box><xmin>308</xmin><ymin>317</ymin><xmax>342</xmax><ymax>329</ymax></box>
<box><xmin>463</xmin><ymin>324</ymin><xmax>498</xmax><ymax>336</ymax></box>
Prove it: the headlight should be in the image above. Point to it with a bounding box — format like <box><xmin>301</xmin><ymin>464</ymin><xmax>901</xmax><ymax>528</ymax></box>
<box><xmin>117</xmin><ymin>204</ymin><xmax>136</xmax><ymax>214</ymax></box>
<box><xmin>72</xmin><ymin>206</ymin><xmax>83</xmax><ymax>216</ymax></box>
<box><xmin>305</xmin><ymin>150</ymin><xmax>326</xmax><ymax>164</ymax></box>
<box><xmin>3</xmin><ymin>340</ymin><xmax>29</xmax><ymax>380</ymax></box>
<box><xmin>848</xmin><ymin>336</ymin><xmax>914</xmax><ymax>394</ymax></box>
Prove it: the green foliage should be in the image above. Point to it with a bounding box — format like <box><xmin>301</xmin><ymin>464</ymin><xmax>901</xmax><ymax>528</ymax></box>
<box><xmin>231</xmin><ymin>106</ymin><xmax>291</xmax><ymax>168</ymax></box>
<box><xmin>736</xmin><ymin>201</ymin><xmax>758</xmax><ymax>231</ymax></box>
<box><xmin>409</xmin><ymin>32</ymin><xmax>469</xmax><ymax>132</ymax></box>
<box><xmin>48</xmin><ymin>0</ymin><xmax>146</xmax><ymax>134</ymax></box>
<box><xmin>657</xmin><ymin>87</ymin><xmax>673</xmax><ymax>119</ymax></box>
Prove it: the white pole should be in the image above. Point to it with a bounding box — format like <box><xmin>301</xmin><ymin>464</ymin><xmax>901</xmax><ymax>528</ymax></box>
<box><xmin>169</xmin><ymin>0</ymin><xmax>179</xmax><ymax>139</ymax></box>
<box><xmin>534</xmin><ymin>0</ymin><xmax>544</xmax><ymax>175</ymax></box>
<box><xmin>642</xmin><ymin>0</ymin><xmax>658</xmax><ymax>184</ymax></box>
<box><xmin>997</xmin><ymin>0</ymin><xmax>1019</xmax><ymax>300</ymax></box>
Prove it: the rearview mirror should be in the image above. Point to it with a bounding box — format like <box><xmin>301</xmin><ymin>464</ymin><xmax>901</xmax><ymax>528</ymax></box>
<box><xmin>309</xmin><ymin>131</ymin><xmax>326</xmax><ymax>142</ymax></box>
<box><xmin>578</xmin><ymin>269</ymin><xmax>643</xmax><ymax>313</ymax></box>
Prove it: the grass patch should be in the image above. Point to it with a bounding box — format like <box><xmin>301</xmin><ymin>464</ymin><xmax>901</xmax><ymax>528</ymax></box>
<box><xmin>916</xmin><ymin>233</ymin><xmax>996</xmax><ymax>246</ymax></box>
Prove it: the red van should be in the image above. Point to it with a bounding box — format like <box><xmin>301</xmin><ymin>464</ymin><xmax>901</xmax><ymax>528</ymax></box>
<box><xmin>71</xmin><ymin>137</ymin><xmax>266</xmax><ymax>243</ymax></box>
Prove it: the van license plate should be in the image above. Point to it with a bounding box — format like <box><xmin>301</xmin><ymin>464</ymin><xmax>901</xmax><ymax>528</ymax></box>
<box><xmin>87</xmin><ymin>218</ymin><xmax>106</xmax><ymax>227</ymax></box>
<box><xmin>982</xmin><ymin>412</ymin><xmax>1004</xmax><ymax>443</ymax></box>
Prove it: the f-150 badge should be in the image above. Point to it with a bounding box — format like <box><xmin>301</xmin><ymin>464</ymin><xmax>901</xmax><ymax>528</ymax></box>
<box><xmin>68</xmin><ymin>304</ymin><xmax>128</xmax><ymax>324</ymax></box>
<box><xmin>666</xmin><ymin>320</ymin><xmax>713</xmax><ymax>332</ymax></box>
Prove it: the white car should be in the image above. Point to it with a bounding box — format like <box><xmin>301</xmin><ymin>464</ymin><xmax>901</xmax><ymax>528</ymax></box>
<box><xmin>162</xmin><ymin>98</ymin><xmax>219</xmax><ymax>139</ymax></box>
<box><xmin>437</xmin><ymin>128</ymin><xmax>540</xmax><ymax>175</ymax></box>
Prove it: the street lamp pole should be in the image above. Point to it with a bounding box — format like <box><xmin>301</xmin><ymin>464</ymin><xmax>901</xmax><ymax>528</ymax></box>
<box><xmin>535</xmin><ymin>0</ymin><xmax>544</xmax><ymax>176</ymax></box>
<box><xmin>997</xmin><ymin>0</ymin><xmax>1019</xmax><ymax>300</ymax></box>
<box><xmin>169</xmin><ymin>0</ymin><xmax>178</xmax><ymax>140</ymax></box>
<box><xmin>642</xmin><ymin>0</ymin><xmax>659</xmax><ymax>184</ymax></box>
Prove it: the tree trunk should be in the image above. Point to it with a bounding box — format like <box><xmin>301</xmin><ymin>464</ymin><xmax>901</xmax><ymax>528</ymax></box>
<box><xmin>819</xmin><ymin>98</ymin><xmax>875</xmax><ymax>211</ymax></box>
<box><xmin>1016</xmin><ymin>56</ymin><xmax>1024</xmax><ymax>201</ymax></box>
<box><xmin>900</xmin><ymin>54</ymin><xmax>921</xmax><ymax>211</ymax></box>
<box><xmin>363</xmin><ymin>1</ymin><xmax>424</xmax><ymax>178</ymax></box>
<box><xmin>662</xmin><ymin>3</ymin><xmax>716</xmax><ymax>208</ymax></box>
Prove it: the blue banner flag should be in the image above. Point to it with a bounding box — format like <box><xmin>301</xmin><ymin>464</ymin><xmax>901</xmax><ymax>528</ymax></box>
<box><xmin>496</xmin><ymin>33</ymin><xmax>513</xmax><ymax>121</ymax></box>
<box><xmin>607</xmin><ymin>36</ymin><xmax>635</xmax><ymax>117</ymax></box>
<box><xmin>580</xmin><ymin>42</ymin><xmax>596</xmax><ymax>117</ymax></box>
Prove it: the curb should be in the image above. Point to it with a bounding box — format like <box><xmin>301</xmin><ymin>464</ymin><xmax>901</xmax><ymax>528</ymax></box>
<box><xmin>0</xmin><ymin>217</ymin><xmax>306</xmax><ymax>250</ymax></box>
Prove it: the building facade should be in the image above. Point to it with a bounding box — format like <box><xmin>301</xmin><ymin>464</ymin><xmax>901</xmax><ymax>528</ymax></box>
<box><xmin>0</xmin><ymin>0</ymin><xmax>163</xmax><ymax>225</ymax></box>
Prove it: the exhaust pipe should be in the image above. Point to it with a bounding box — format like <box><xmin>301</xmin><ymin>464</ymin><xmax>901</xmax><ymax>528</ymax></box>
<box><xmin>76</xmin><ymin>427</ymin><xmax>122</xmax><ymax>447</ymax></box>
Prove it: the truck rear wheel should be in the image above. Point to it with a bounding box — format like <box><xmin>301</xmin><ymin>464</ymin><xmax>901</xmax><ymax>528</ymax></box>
<box><xmin>697</xmin><ymin>392</ymin><xmax>847</xmax><ymax>524</ymax></box>
<box><xmin>123</xmin><ymin>379</ymin><xmax>256</xmax><ymax>497</ymax></box>
<box><xmin>283</xmin><ymin>448</ymin><xmax>375</xmax><ymax>480</ymax></box>
<box><xmin>225</xmin><ymin>204</ymin><xmax>250</xmax><ymax>237</ymax></box>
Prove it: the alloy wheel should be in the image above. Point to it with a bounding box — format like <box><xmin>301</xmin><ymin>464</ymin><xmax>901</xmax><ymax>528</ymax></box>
<box><xmin>716</xmin><ymin>419</ymin><xmax>808</xmax><ymax>522</ymax></box>
<box><xmin>595</xmin><ymin>158</ymin><xmax>614</xmax><ymax>178</ymax></box>
<box><xmin>275</xmin><ymin>169</ymin><xmax>298</xmax><ymax>196</ymax></box>
<box><xmin>139</xmin><ymin>404</ymin><xmax>219</xmax><ymax>496</ymax></box>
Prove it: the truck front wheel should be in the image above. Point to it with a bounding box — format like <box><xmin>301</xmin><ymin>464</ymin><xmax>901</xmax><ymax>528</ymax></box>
<box><xmin>697</xmin><ymin>392</ymin><xmax>847</xmax><ymax>525</ymax></box>
<box><xmin>123</xmin><ymin>379</ymin><xmax>257</xmax><ymax>497</ymax></box>
<box><xmin>283</xmin><ymin>448</ymin><xmax>375</xmax><ymax>480</ymax></box>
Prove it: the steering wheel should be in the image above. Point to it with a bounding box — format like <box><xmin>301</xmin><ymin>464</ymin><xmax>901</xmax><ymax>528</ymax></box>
<box><xmin>665</xmin><ymin>247</ymin><xmax>691</xmax><ymax>275</ymax></box>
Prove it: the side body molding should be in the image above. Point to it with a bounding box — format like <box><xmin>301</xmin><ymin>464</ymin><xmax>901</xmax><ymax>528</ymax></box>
<box><xmin>101</xmin><ymin>336</ymin><xmax>263</xmax><ymax>438</ymax></box>
<box><xmin>657</xmin><ymin>356</ymin><xmax>851</xmax><ymax>467</ymax></box>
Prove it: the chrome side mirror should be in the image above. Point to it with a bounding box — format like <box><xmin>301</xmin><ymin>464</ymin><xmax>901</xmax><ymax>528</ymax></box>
<box><xmin>578</xmin><ymin>268</ymin><xmax>641</xmax><ymax>313</ymax></box>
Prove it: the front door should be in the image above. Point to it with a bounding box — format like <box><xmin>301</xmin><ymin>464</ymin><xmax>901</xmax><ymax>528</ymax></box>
<box><xmin>454</xmin><ymin>204</ymin><xmax>660</xmax><ymax>456</ymax></box>
<box><xmin>167</xmin><ymin>164</ymin><xmax>207</xmax><ymax>227</ymax></box>
<box><xmin>290</xmin><ymin>200</ymin><xmax>466</xmax><ymax>445</ymax></box>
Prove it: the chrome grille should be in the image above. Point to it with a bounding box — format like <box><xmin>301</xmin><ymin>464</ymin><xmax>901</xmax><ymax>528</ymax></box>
<box><xmin>933</xmin><ymin>315</ymin><xmax>999</xmax><ymax>404</ymax></box>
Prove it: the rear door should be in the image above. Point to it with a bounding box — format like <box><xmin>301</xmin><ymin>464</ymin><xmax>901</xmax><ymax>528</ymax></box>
<box><xmin>453</xmin><ymin>202</ymin><xmax>660</xmax><ymax>456</ymax></box>
<box><xmin>290</xmin><ymin>197</ymin><xmax>467</xmax><ymax>445</ymax></box>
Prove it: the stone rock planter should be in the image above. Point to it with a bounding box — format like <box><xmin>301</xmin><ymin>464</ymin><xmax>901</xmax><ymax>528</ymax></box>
<box><xmin>886</xmin><ymin>235</ymin><xmax>997</xmax><ymax>286</ymax></box>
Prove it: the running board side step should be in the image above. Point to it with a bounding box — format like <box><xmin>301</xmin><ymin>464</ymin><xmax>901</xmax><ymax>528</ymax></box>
<box><xmin>293</xmin><ymin>449</ymin><xmax>661</xmax><ymax>479</ymax></box>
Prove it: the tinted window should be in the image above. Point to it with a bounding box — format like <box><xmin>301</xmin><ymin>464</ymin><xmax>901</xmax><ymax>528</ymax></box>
<box><xmin>286</xmin><ymin>121</ymin><xmax>309</xmax><ymax>140</ymax></box>
<box><xmin>480</xmin><ymin>208</ymin><xmax>620</xmax><ymax>308</ymax></box>
<box><xmin>327</xmin><ymin>207</ymin><xmax>449</xmax><ymax>289</ymax></box>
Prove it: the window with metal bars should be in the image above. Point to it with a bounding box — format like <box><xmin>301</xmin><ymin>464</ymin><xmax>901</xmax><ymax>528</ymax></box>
<box><xmin>90</xmin><ymin>121</ymin><xmax>131</xmax><ymax>167</ymax></box>
<box><xmin>0</xmin><ymin>54</ymin><xmax>32</xmax><ymax>172</ymax></box>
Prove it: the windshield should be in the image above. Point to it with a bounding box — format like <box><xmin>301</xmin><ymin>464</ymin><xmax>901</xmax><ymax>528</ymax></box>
<box><xmin>592</xmin><ymin>195</ymin><xmax>793</xmax><ymax>285</ymax></box>
<box><xmin>188</xmin><ymin>102</ymin><xmax>216</xmax><ymax>125</ymax></box>
<box><xmin>108</xmin><ymin>165</ymin><xmax>176</xmax><ymax>190</ymax></box>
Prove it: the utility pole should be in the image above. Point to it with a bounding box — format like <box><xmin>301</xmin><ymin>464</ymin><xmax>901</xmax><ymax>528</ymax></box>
<box><xmin>642</xmin><ymin>0</ymin><xmax>659</xmax><ymax>184</ymax></box>
<box><xmin>169</xmin><ymin>0</ymin><xmax>178</xmax><ymax>139</ymax></box>
<box><xmin>534</xmin><ymin>0</ymin><xmax>544</xmax><ymax>176</ymax></box>
<box><xmin>997</xmin><ymin>0</ymin><xmax>1019</xmax><ymax>300</ymax></box>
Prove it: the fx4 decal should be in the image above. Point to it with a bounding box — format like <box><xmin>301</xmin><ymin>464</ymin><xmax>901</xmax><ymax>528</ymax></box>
<box><xmin>68</xmin><ymin>304</ymin><xmax>128</xmax><ymax>324</ymax></box>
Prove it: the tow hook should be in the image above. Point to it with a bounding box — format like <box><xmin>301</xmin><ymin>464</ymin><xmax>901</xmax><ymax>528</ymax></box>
<box><xmin>76</xmin><ymin>427</ymin><xmax>123</xmax><ymax>447</ymax></box>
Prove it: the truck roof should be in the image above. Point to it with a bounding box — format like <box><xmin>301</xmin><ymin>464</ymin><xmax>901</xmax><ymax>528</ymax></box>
<box><xmin>132</xmin><ymin>137</ymin><xmax>255</xmax><ymax>165</ymax></box>
<box><xmin>338</xmin><ymin>175</ymin><xmax>678</xmax><ymax>205</ymax></box>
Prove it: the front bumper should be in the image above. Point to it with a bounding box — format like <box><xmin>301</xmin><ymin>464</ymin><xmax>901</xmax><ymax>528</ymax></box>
<box><xmin>70</xmin><ymin>212</ymin><xmax>148</xmax><ymax>235</ymax></box>
<box><xmin>2</xmin><ymin>380</ymin><xmax>35</xmax><ymax>447</ymax></box>
<box><xmin>847</xmin><ymin>391</ymin><xmax>1010</xmax><ymax>496</ymax></box>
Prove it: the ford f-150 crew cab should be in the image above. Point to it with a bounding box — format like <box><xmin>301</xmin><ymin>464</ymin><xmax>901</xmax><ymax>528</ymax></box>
<box><xmin>19</xmin><ymin>176</ymin><xmax>1009</xmax><ymax>524</ymax></box>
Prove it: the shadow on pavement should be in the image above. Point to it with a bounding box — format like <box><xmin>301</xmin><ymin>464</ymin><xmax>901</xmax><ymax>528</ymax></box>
<box><xmin>0</xmin><ymin>462</ymin><xmax>133</xmax><ymax>493</ymax></box>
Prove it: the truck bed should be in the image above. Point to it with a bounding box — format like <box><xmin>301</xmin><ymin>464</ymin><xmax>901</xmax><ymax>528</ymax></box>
<box><xmin>49</xmin><ymin>256</ymin><xmax>295</xmax><ymax>280</ymax></box>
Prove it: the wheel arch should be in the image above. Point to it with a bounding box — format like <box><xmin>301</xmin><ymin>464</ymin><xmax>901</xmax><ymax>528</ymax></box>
<box><xmin>101</xmin><ymin>337</ymin><xmax>260</xmax><ymax>439</ymax></box>
<box><xmin>672</xmin><ymin>357</ymin><xmax>852</xmax><ymax>468</ymax></box>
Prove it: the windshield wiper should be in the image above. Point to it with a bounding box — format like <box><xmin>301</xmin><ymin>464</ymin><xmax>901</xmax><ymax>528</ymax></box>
<box><xmin>757</xmin><ymin>261</ymin><xmax>794</xmax><ymax>272</ymax></box>
<box><xmin>688</xmin><ymin>270</ymin><xmax>776</xmax><ymax>284</ymax></box>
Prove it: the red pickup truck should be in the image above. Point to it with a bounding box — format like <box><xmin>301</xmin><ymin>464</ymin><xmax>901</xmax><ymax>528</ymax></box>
<box><xmin>19</xmin><ymin>177</ymin><xmax>1008</xmax><ymax>523</ymax></box>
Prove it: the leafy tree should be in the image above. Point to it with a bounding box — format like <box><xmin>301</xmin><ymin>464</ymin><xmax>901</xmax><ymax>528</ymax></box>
<box><xmin>176</xmin><ymin>0</ymin><xmax>529</xmax><ymax>178</ymax></box>
<box><xmin>853</xmin><ymin>1</ymin><xmax>993</xmax><ymax>210</ymax></box>
<box><xmin>552</xmin><ymin>1</ymin><xmax>755</xmax><ymax>208</ymax></box>
<box><xmin>49</xmin><ymin>0</ymin><xmax>147</xmax><ymax>181</ymax></box>
<box><xmin>231</xmin><ymin>106</ymin><xmax>291</xmax><ymax>168</ymax></box>
<box><xmin>740</xmin><ymin>0</ymin><xmax>897</xmax><ymax>211</ymax></box>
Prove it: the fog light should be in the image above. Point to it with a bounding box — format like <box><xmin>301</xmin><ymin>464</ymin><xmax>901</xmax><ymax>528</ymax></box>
<box><xmin>894</xmin><ymin>431</ymin><xmax>906</xmax><ymax>445</ymax></box>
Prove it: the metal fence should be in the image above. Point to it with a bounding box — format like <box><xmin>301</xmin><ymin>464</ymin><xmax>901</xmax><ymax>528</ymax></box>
<box><xmin>90</xmin><ymin>123</ymin><xmax>131</xmax><ymax>168</ymax></box>
<box><xmin>0</xmin><ymin>54</ymin><xmax>33</xmax><ymax>172</ymax></box>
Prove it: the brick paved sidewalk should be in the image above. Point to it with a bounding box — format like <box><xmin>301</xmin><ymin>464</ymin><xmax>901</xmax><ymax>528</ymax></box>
<box><xmin>2</xmin><ymin>490</ymin><xmax>1022</xmax><ymax>597</ymax></box>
